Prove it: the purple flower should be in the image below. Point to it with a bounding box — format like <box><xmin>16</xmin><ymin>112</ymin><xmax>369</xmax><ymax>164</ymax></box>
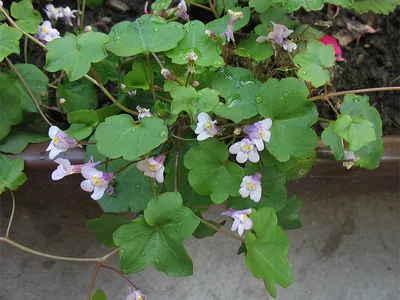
<box><xmin>136</xmin><ymin>155</ymin><xmax>166</xmax><ymax>183</ymax></box>
<box><xmin>221</xmin><ymin>208</ymin><xmax>252</xmax><ymax>236</ymax></box>
<box><xmin>244</xmin><ymin>118</ymin><xmax>272</xmax><ymax>151</ymax></box>
<box><xmin>256</xmin><ymin>22</ymin><xmax>297</xmax><ymax>53</ymax></box>
<box><xmin>37</xmin><ymin>21</ymin><xmax>60</xmax><ymax>42</ymax></box>
<box><xmin>51</xmin><ymin>157</ymin><xmax>100</xmax><ymax>180</ymax></box>
<box><xmin>80</xmin><ymin>166</ymin><xmax>114</xmax><ymax>200</ymax></box>
<box><xmin>58</xmin><ymin>7</ymin><xmax>78</xmax><ymax>27</ymax></box>
<box><xmin>44</xmin><ymin>4</ymin><xmax>61</xmax><ymax>21</ymax></box>
<box><xmin>161</xmin><ymin>68</ymin><xmax>176</xmax><ymax>81</ymax></box>
<box><xmin>229</xmin><ymin>138</ymin><xmax>259</xmax><ymax>163</ymax></box>
<box><xmin>239</xmin><ymin>173</ymin><xmax>262</xmax><ymax>202</ymax></box>
<box><xmin>136</xmin><ymin>106</ymin><xmax>152</xmax><ymax>120</ymax></box>
<box><xmin>219</xmin><ymin>10</ymin><xmax>244</xmax><ymax>43</ymax></box>
<box><xmin>282</xmin><ymin>39</ymin><xmax>297</xmax><ymax>52</ymax></box>
<box><xmin>175</xmin><ymin>0</ymin><xmax>189</xmax><ymax>22</ymax></box>
<box><xmin>195</xmin><ymin>112</ymin><xmax>218</xmax><ymax>141</ymax></box>
<box><xmin>127</xmin><ymin>289</ymin><xmax>147</xmax><ymax>300</ymax></box>
<box><xmin>46</xmin><ymin>126</ymin><xmax>80</xmax><ymax>159</ymax></box>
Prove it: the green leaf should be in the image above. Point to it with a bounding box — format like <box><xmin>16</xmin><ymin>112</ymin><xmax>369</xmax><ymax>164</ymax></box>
<box><xmin>0</xmin><ymin>154</ymin><xmax>27</xmax><ymax>194</ymax></box>
<box><xmin>293</xmin><ymin>40</ymin><xmax>336</xmax><ymax>87</ymax></box>
<box><xmin>45</xmin><ymin>32</ymin><xmax>109</xmax><ymax>81</ymax></box>
<box><xmin>0</xmin><ymin>24</ymin><xmax>22</xmax><ymax>62</ymax></box>
<box><xmin>10</xmin><ymin>0</ymin><xmax>41</xmax><ymax>33</ymax></box>
<box><xmin>276</xmin><ymin>195</ymin><xmax>303</xmax><ymax>230</ymax></box>
<box><xmin>123</xmin><ymin>61</ymin><xmax>151</xmax><ymax>90</ymax></box>
<box><xmin>0</xmin><ymin>127</ymin><xmax>48</xmax><ymax>154</ymax></box>
<box><xmin>95</xmin><ymin>115</ymin><xmax>168</xmax><ymax>160</ymax></box>
<box><xmin>68</xmin><ymin>110</ymin><xmax>99</xmax><ymax>126</ymax></box>
<box><xmin>340</xmin><ymin>94</ymin><xmax>383</xmax><ymax>169</ymax></box>
<box><xmin>350</xmin><ymin>0</ymin><xmax>400</xmax><ymax>14</ymax></box>
<box><xmin>255</xmin><ymin>7</ymin><xmax>295</xmax><ymax>36</ymax></box>
<box><xmin>165</xmin><ymin>20</ymin><xmax>224</xmax><ymax>68</ymax></box>
<box><xmin>211</xmin><ymin>67</ymin><xmax>260</xmax><ymax>123</ymax></box>
<box><xmin>87</xmin><ymin>214</ymin><xmax>131</xmax><ymax>248</ymax></box>
<box><xmin>192</xmin><ymin>214</ymin><xmax>226</xmax><ymax>239</ymax></box>
<box><xmin>256</xmin><ymin>78</ymin><xmax>318</xmax><ymax>162</ymax></box>
<box><xmin>170</xmin><ymin>86</ymin><xmax>220</xmax><ymax>122</ymax></box>
<box><xmin>184</xmin><ymin>138</ymin><xmax>244</xmax><ymax>204</ymax></box>
<box><xmin>228</xmin><ymin>165</ymin><xmax>287</xmax><ymax>211</ymax></box>
<box><xmin>113</xmin><ymin>192</ymin><xmax>199</xmax><ymax>277</ymax></box>
<box><xmin>215</xmin><ymin>0</ymin><xmax>238</xmax><ymax>15</ymax></box>
<box><xmin>282</xmin><ymin>0</ymin><xmax>324</xmax><ymax>11</ymax></box>
<box><xmin>278</xmin><ymin>151</ymin><xmax>316</xmax><ymax>180</ymax></box>
<box><xmin>206</xmin><ymin>7</ymin><xmax>250</xmax><ymax>37</ymax></box>
<box><xmin>64</xmin><ymin>124</ymin><xmax>93</xmax><ymax>141</ymax></box>
<box><xmin>249</xmin><ymin>0</ymin><xmax>277</xmax><ymax>13</ymax></box>
<box><xmin>106</xmin><ymin>15</ymin><xmax>185</xmax><ymax>57</ymax></box>
<box><xmin>86</xmin><ymin>0</ymin><xmax>104</xmax><ymax>9</ymax></box>
<box><xmin>58</xmin><ymin>79</ymin><xmax>99</xmax><ymax>113</ymax></box>
<box><xmin>234</xmin><ymin>34</ymin><xmax>274</xmax><ymax>62</ymax></box>
<box><xmin>321</xmin><ymin>121</ymin><xmax>345</xmax><ymax>160</ymax></box>
<box><xmin>245</xmin><ymin>207</ymin><xmax>293</xmax><ymax>298</ymax></box>
<box><xmin>85</xmin><ymin>138</ymin><xmax>156</xmax><ymax>213</ymax></box>
<box><xmin>0</xmin><ymin>74</ymin><xmax>24</xmax><ymax>141</ymax></box>
<box><xmin>95</xmin><ymin>95</ymin><xmax>128</xmax><ymax>123</ymax></box>
<box><xmin>335</xmin><ymin>114</ymin><xmax>376</xmax><ymax>152</ymax></box>
<box><xmin>92</xmin><ymin>289</ymin><xmax>108</xmax><ymax>300</ymax></box>
<box><xmin>151</xmin><ymin>0</ymin><xmax>173</xmax><ymax>13</ymax></box>
<box><xmin>91</xmin><ymin>54</ymin><xmax>120</xmax><ymax>84</ymax></box>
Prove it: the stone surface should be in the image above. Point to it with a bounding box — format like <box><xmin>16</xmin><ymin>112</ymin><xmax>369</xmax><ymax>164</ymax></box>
<box><xmin>0</xmin><ymin>173</ymin><xmax>399</xmax><ymax>300</ymax></box>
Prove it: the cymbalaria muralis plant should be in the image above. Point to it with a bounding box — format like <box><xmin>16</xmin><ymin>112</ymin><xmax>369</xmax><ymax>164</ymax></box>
<box><xmin>0</xmin><ymin>0</ymin><xmax>399</xmax><ymax>299</ymax></box>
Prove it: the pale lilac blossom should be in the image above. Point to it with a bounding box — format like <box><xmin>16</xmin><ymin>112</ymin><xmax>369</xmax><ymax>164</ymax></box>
<box><xmin>256</xmin><ymin>22</ymin><xmax>297</xmax><ymax>53</ymax></box>
<box><xmin>85</xmin><ymin>25</ymin><xmax>92</xmax><ymax>32</ymax></box>
<box><xmin>194</xmin><ymin>112</ymin><xmax>218</xmax><ymax>141</ymax></box>
<box><xmin>37</xmin><ymin>21</ymin><xmax>60</xmax><ymax>42</ymax></box>
<box><xmin>136</xmin><ymin>106</ymin><xmax>153</xmax><ymax>120</ymax></box>
<box><xmin>244</xmin><ymin>118</ymin><xmax>272</xmax><ymax>151</ymax></box>
<box><xmin>44</xmin><ymin>4</ymin><xmax>61</xmax><ymax>21</ymax></box>
<box><xmin>221</xmin><ymin>208</ymin><xmax>252</xmax><ymax>236</ymax></box>
<box><xmin>127</xmin><ymin>289</ymin><xmax>147</xmax><ymax>300</ymax></box>
<box><xmin>282</xmin><ymin>39</ymin><xmax>298</xmax><ymax>52</ymax></box>
<box><xmin>80</xmin><ymin>166</ymin><xmax>114</xmax><ymax>200</ymax></box>
<box><xmin>229</xmin><ymin>138</ymin><xmax>259</xmax><ymax>163</ymax></box>
<box><xmin>59</xmin><ymin>7</ymin><xmax>78</xmax><ymax>27</ymax></box>
<box><xmin>175</xmin><ymin>0</ymin><xmax>189</xmax><ymax>22</ymax></box>
<box><xmin>120</xmin><ymin>83</ymin><xmax>137</xmax><ymax>97</ymax></box>
<box><xmin>161</xmin><ymin>68</ymin><xmax>176</xmax><ymax>81</ymax></box>
<box><xmin>239</xmin><ymin>173</ymin><xmax>262</xmax><ymax>202</ymax></box>
<box><xmin>46</xmin><ymin>126</ymin><xmax>80</xmax><ymax>159</ymax></box>
<box><xmin>136</xmin><ymin>155</ymin><xmax>166</xmax><ymax>183</ymax></box>
<box><xmin>51</xmin><ymin>157</ymin><xmax>100</xmax><ymax>180</ymax></box>
<box><xmin>219</xmin><ymin>10</ymin><xmax>244</xmax><ymax>43</ymax></box>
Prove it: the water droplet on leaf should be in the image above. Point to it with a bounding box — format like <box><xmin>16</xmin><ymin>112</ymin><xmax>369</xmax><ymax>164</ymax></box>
<box><xmin>141</xmin><ymin>252</ymin><xmax>145</xmax><ymax>256</ymax></box>
<box><xmin>299</xmin><ymin>169</ymin><xmax>306</xmax><ymax>175</ymax></box>
<box><xmin>271</xmin><ymin>151</ymin><xmax>278</xmax><ymax>158</ymax></box>
<box><xmin>143</xmin><ymin>232</ymin><xmax>148</xmax><ymax>236</ymax></box>
<box><xmin>122</xmin><ymin>269</ymin><xmax>128</xmax><ymax>273</ymax></box>
<box><xmin>153</xmin><ymin>27</ymin><xmax>159</xmax><ymax>32</ymax></box>
<box><xmin>283</xmin><ymin>93</ymin><xmax>288</xmax><ymax>97</ymax></box>
<box><xmin>135</xmin><ymin>184</ymin><xmax>141</xmax><ymax>189</ymax></box>
<box><xmin>255</xmin><ymin>96</ymin><xmax>263</xmax><ymax>103</ymax></box>
<box><xmin>154</xmin><ymin>258</ymin><xmax>160</xmax><ymax>264</ymax></box>
<box><xmin>138</xmin><ymin>20</ymin><xmax>144</xmax><ymax>24</ymax></box>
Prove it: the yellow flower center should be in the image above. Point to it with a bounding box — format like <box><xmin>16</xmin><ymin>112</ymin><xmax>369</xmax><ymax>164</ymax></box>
<box><xmin>138</xmin><ymin>297</ymin><xmax>143</xmax><ymax>300</ymax></box>
<box><xmin>53</xmin><ymin>136</ymin><xmax>59</xmax><ymax>144</ymax></box>
<box><xmin>205</xmin><ymin>120</ymin><xmax>213</xmax><ymax>129</ymax></box>
<box><xmin>259</xmin><ymin>131</ymin><xmax>264</xmax><ymax>137</ymax></box>
<box><xmin>41</xmin><ymin>27</ymin><xmax>48</xmax><ymax>33</ymax></box>
<box><xmin>149</xmin><ymin>164</ymin><xmax>157</xmax><ymax>171</ymax></box>
<box><xmin>92</xmin><ymin>175</ymin><xmax>99</xmax><ymax>185</ymax></box>
<box><xmin>241</xmin><ymin>144</ymin><xmax>251</xmax><ymax>152</ymax></box>
<box><xmin>242</xmin><ymin>215</ymin><xmax>248</xmax><ymax>221</ymax></box>
<box><xmin>247</xmin><ymin>181</ymin><xmax>255</xmax><ymax>190</ymax></box>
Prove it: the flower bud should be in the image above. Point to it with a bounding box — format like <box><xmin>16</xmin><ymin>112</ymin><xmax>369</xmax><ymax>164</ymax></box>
<box><xmin>85</xmin><ymin>25</ymin><xmax>92</xmax><ymax>32</ymax></box>
<box><xmin>205</xmin><ymin>29</ymin><xmax>216</xmax><ymax>38</ymax></box>
<box><xmin>188</xmin><ymin>51</ymin><xmax>198</xmax><ymax>62</ymax></box>
<box><xmin>191</xmin><ymin>81</ymin><xmax>199</xmax><ymax>87</ymax></box>
<box><xmin>161</xmin><ymin>68</ymin><xmax>176</xmax><ymax>81</ymax></box>
<box><xmin>228</xmin><ymin>10</ymin><xmax>244</xmax><ymax>21</ymax></box>
<box><xmin>234</xmin><ymin>127</ymin><xmax>242</xmax><ymax>136</ymax></box>
<box><xmin>59</xmin><ymin>98</ymin><xmax>66</xmax><ymax>105</ymax></box>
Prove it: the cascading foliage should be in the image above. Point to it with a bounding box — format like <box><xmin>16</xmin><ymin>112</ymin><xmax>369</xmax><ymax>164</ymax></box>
<box><xmin>0</xmin><ymin>0</ymin><xmax>398</xmax><ymax>299</ymax></box>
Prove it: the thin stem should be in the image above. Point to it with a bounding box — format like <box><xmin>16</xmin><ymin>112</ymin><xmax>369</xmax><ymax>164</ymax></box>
<box><xmin>309</xmin><ymin>86</ymin><xmax>400</xmax><ymax>101</ymax></box>
<box><xmin>48</xmin><ymin>84</ymin><xmax>58</xmax><ymax>89</ymax></box>
<box><xmin>101</xmin><ymin>265</ymin><xmax>138</xmax><ymax>289</ymax></box>
<box><xmin>6</xmin><ymin>58</ymin><xmax>52</xmax><ymax>126</ymax></box>
<box><xmin>87</xmin><ymin>262</ymin><xmax>102</xmax><ymax>300</ymax></box>
<box><xmin>24</xmin><ymin>36</ymin><xmax>28</xmax><ymax>64</ymax></box>
<box><xmin>198</xmin><ymin>218</ymin><xmax>244</xmax><ymax>242</ymax></box>
<box><xmin>0</xmin><ymin>7</ymin><xmax>47</xmax><ymax>49</ymax></box>
<box><xmin>156</xmin><ymin>94</ymin><xmax>172</xmax><ymax>103</ymax></box>
<box><xmin>146</xmin><ymin>54</ymin><xmax>157</xmax><ymax>103</ymax></box>
<box><xmin>170</xmin><ymin>133</ymin><xmax>197</xmax><ymax>141</ymax></box>
<box><xmin>5</xmin><ymin>191</ymin><xmax>16</xmax><ymax>239</ymax></box>
<box><xmin>174</xmin><ymin>130</ymin><xmax>181</xmax><ymax>192</ymax></box>
<box><xmin>150</xmin><ymin>178</ymin><xmax>157</xmax><ymax>198</ymax></box>
<box><xmin>186</xmin><ymin>0</ymin><xmax>213</xmax><ymax>12</ymax></box>
<box><xmin>114</xmin><ymin>159</ymin><xmax>141</xmax><ymax>175</ymax></box>
<box><xmin>42</xmin><ymin>105</ymin><xmax>66</xmax><ymax>115</ymax></box>
<box><xmin>80</xmin><ymin>0</ymin><xmax>87</xmax><ymax>31</ymax></box>
<box><xmin>151</xmin><ymin>52</ymin><xmax>165</xmax><ymax>69</ymax></box>
<box><xmin>326</xmin><ymin>97</ymin><xmax>339</xmax><ymax>116</ymax></box>
<box><xmin>97</xmin><ymin>157</ymin><xmax>122</xmax><ymax>166</ymax></box>
<box><xmin>318</xmin><ymin>117</ymin><xmax>332</xmax><ymax>122</ymax></box>
<box><xmin>208</xmin><ymin>0</ymin><xmax>219</xmax><ymax>18</ymax></box>
<box><xmin>84</xmin><ymin>74</ymin><xmax>138</xmax><ymax>116</ymax></box>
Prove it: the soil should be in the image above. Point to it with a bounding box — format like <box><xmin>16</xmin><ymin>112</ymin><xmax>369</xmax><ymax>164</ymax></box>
<box><xmin>7</xmin><ymin>1</ymin><xmax>399</xmax><ymax>134</ymax></box>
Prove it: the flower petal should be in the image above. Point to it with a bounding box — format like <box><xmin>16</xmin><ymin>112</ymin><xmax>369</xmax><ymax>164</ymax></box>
<box><xmin>197</xmin><ymin>131</ymin><xmax>212</xmax><ymax>141</ymax></box>
<box><xmin>197</xmin><ymin>112</ymin><xmax>211</xmax><ymax>124</ymax></box>
<box><xmin>229</xmin><ymin>142</ymin><xmax>241</xmax><ymax>154</ymax></box>
<box><xmin>81</xmin><ymin>166</ymin><xmax>98</xmax><ymax>179</ymax></box>
<box><xmin>51</xmin><ymin>165</ymin><xmax>69</xmax><ymax>180</ymax></box>
<box><xmin>248</xmin><ymin>149</ymin><xmax>259</xmax><ymax>163</ymax></box>
<box><xmin>48</xmin><ymin>146</ymin><xmax>65</xmax><ymax>160</ymax></box>
<box><xmin>80</xmin><ymin>180</ymin><xmax>94</xmax><ymax>192</ymax></box>
<box><xmin>236</xmin><ymin>151</ymin><xmax>248</xmax><ymax>163</ymax></box>
<box><xmin>91</xmin><ymin>185</ymin><xmax>107</xmax><ymax>200</ymax></box>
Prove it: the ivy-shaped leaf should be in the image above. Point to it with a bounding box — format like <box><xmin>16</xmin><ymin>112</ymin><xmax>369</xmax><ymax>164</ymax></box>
<box><xmin>293</xmin><ymin>40</ymin><xmax>336</xmax><ymax>87</ymax></box>
<box><xmin>45</xmin><ymin>32</ymin><xmax>109</xmax><ymax>81</ymax></box>
<box><xmin>106</xmin><ymin>15</ymin><xmax>185</xmax><ymax>57</ymax></box>
<box><xmin>211</xmin><ymin>67</ymin><xmax>260</xmax><ymax>123</ymax></box>
<box><xmin>165</xmin><ymin>20</ymin><xmax>224</xmax><ymax>67</ymax></box>
<box><xmin>10</xmin><ymin>0</ymin><xmax>41</xmax><ymax>34</ymax></box>
<box><xmin>282</xmin><ymin>0</ymin><xmax>324</xmax><ymax>11</ymax></box>
<box><xmin>65</xmin><ymin>110</ymin><xmax>99</xmax><ymax>140</ymax></box>
<box><xmin>321</xmin><ymin>121</ymin><xmax>345</xmax><ymax>160</ymax></box>
<box><xmin>184</xmin><ymin>138</ymin><xmax>244</xmax><ymax>204</ymax></box>
<box><xmin>113</xmin><ymin>192</ymin><xmax>199</xmax><ymax>277</ymax></box>
<box><xmin>0</xmin><ymin>127</ymin><xmax>48</xmax><ymax>154</ymax></box>
<box><xmin>92</xmin><ymin>289</ymin><xmax>108</xmax><ymax>300</ymax></box>
<box><xmin>215</xmin><ymin>0</ymin><xmax>238</xmax><ymax>15</ymax></box>
<box><xmin>340</xmin><ymin>94</ymin><xmax>383</xmax><ymax>169</ymax></box>
<box><xmin>350</xmin><ymin>0</ymin><xmax>400</xmax><ymax>14</ymax></box>
<box><xmin>276</xmin><ymin>195</ymin><xmax>303</xmax><ymax>230</ymax></box>
<box><xmin>256</xmin><ymin>78</ymin><xmax>318</xmax><ymax>162</ymax></box>
<box><xmin>249</xmin><ymin>0</ymin><xmax>277</xmax><ymax>13</ymax></box>
<box><xmin>95</xmin><ymin>115</ymin><xmax>168</xmax><ymax>160</ymax></box>
<box><xmin>0</xmin><ymin>154</ymin><xmax>27</xmax><ymax>194</ymax></box>
<box><xmin>91</xmin><ymin>54</ymin><xmax>120</xmax><ymax>84</ymax></box>
<box><xmin>123</xmin><ymin>61</ymin><xmax>151</xmax><ymax>90</ymax></box>
<box><xmin>151</xmin><ymin>0</ymin><xmax>173</xmax><ymax>13</ymax></box>
<box><xmin>170</xmin><ymin>86</ymin><xmax>220</xmax><ymax>122</ymax></box>
<box><xmin>245</xmin><ymin>207</ymin><xmax>293</xmax><ymax>298</ymax></box>
<box><xmin>0</xmin><ymin>24</ymin><xmax>22</xmax><ymax>62</ymax></box>
<box><xmin>58</xmin><ymin>78</ymin><xmax>99</xmax><ymax>113</ymax></box>
<box><xmin>335</xmin><ymin>114</ymin><xmax>376</xmax><ymax>152</ymax></box>
<box><xmin>87</xmin><ymin>215</ymin><xmax>131</xmax><ymax>248</ymax></box>
<box><xmin>235</xmin><ymin>34</ymin><xmax>274</xmax><ymax>62</ymax></box>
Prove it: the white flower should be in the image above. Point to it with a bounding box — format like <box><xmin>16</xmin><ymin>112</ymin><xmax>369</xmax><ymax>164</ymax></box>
<box><xmin>80</xmin><ymin>166</ymin><xmax>114</xmax><ymax>200</ymax></box>
<box><xmin>221</xmin><ymin>209</ymin><xmax>253</xmax><ymax>236</ymax></box>
<box><xmin>136</xmin><ymin>155</ymin><xmax>166</xmax><ymax>183</ymax></box>
<box><xmin>195</xmin><ymin>112</ymin><xmax>218</xmax><ymax>141</ymax></box>
<box><xmin>244</xmin><ymin>118</ymin><xmax>272</xmax><ymax>151</ymax></box>
<box><xmin>46</xmin><ymin>126</ymin><xmax>80</xmax><ymax>160</ymax></box>
<box><xmin>229</xmin><ymin>138</ymin><xmax>259</xmax><ymax>163</ymax></box>
<box><xmin>85</xmin><ymin>25</ymin><xmax>92</xmax><ymax>32</ymax></box>
<box><xmin>51</xmin><ymin>157</ymin><xmax>100</xmax><ymax>180</ymax></box>
<box><xmin>268</xmin><ymin>22</ymin><xmax>293</xmax><ymax>45</ymax></box>
<box><xmin>59</xmin><ymin>7</ymin><xmax>78</xmax><ymax>27</ymax></box>
<box><xmin>127</xmin><ymin>289</ymin><xmax>147</xmax><ymax>300</ymax></box>
<box><xmin>175</xmin><ymin>0</ymin><xmax>189</xmax><ymax>22</ymax></box>
<box><xmin>44</xmin><ymin>4</ymin><xmax>61</xmax><ymax>21</ymax></box>
<box><xmin>282</xmin><ymin>39</ymin><xmax>297</xmax><ymax>52</ymax></box>
<box><xmin>239</xmin><ymin>173</ymin><xmax>262</xmax><ymax>202</ymax></box>
<box><xmin>136</xmin><ymin>106</ymin><xmax>152</xmax><ymax>120</ymax></box>
<box><xmin>37</xmin><ymin>21</ymin><xmax>60</xmax><ymax>42</ymax></box>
